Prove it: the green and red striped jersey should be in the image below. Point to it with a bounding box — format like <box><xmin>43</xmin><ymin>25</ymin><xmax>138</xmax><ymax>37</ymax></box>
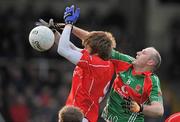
<box><xmin>102</xmin><ymin>50</ymin><xmax>163</xmax><ymax>122</ymax></box>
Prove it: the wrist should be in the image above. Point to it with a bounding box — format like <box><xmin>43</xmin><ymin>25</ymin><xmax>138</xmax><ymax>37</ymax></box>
<box><xmin>139</xmin><ymin>104</ymin><xmax>144</xmax><ymax>113</ymax></box>
<box><xmin>65</xmin><ymin>24</ymin><xmax>73</xmax><ymax>33</ymax></box>
<box><xmin>65</xmin><ymin>21</ymin><xmax>73</xmax><ymax>25</ymax></box>
<box><xmin>66</xmin><ymin>24</ymin><xmax>73</xmax><ymax>27</ymax></box>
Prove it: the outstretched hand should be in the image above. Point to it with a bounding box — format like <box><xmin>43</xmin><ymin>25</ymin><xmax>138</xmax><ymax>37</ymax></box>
<box><xmin>35</xmin><ymin>19</ymin><xmax>66</xmax><ymax>32</ymax></box>
<box><xmin>64</xmin><ymin>5</ymin><xmax>80</xmax><ymax>24</ymax></box>
<box><xmin>35</xmin><ymin>18</ymin><xmax>56</xmax><ymax>33</ymax></box>
<box><xmin>36</xmin><ymin>18</ymin><xmax>55</xmax><ymax>28</ymax></box>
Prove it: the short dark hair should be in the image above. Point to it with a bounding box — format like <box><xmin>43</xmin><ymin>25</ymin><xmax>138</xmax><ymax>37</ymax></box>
<box><xmin>83</xmin><ymin>31</ymin><xmax>116</xmax><ymax>60</ymax></box>
<box><xmin>150</xmin><ymin>47</ymin><xmax>161</xmax><ymax>71</ymax></box>
<box><xmin>58</xmin><ymin>106</ymin><xmax>84</xmax><ymax>122</ymax></box>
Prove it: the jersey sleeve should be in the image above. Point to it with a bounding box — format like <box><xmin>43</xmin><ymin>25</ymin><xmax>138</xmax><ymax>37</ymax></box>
<box><xmin>76</xmin><ymin>50</ymin><xmax>91</xmax><ymax>69</ymax></box>
<box><xmin>149</xmin><ymin>75</ymin><xmax>163</xmax><ymax>104</ymax></box>
<box><xmin>111</xmin><ymin>49</ymin><xmax>135</xmax><ymax>63</ymax></box>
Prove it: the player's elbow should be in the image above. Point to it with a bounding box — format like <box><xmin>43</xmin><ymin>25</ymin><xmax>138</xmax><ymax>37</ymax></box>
<box><xmin>152</xmin><ymin>101</ymin><xmax>164</xmax><ymax>117</ymax></box>
<box><xmin>144</xmin><ymin>102</ymin><xmax>164</xmax><ymax>118</ymax></box>
<box><xmin>157</xmin><ymin>107</ymin><xmax>164</xmax><ymax>117</ymax></box>
<box><xmin>57</xmin><ymin>47</ymin><xmax>71</xmax><ymax>59</ymax></box>
<box><xmin>57</xmin><ymin>47</ymin><xmax>66</xmax><ymax>56</ymax></box>
<box><xmin>155</xmin><ymin>106</ymin><xmax>164</xmax><ymax>117</ymax></box>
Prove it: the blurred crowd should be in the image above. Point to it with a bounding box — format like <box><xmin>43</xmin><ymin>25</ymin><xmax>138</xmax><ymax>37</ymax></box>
<box><xmin>0</xmin><ymin>1</ymin><xmax>180</xmax><ymax>122</ymax></box>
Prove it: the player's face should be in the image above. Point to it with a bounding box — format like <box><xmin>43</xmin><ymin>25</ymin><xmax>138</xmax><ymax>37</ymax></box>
<box><xmin>133</xmin><ymin>47</ymin><xmax>155</xmax><ymax>67</ymax></box>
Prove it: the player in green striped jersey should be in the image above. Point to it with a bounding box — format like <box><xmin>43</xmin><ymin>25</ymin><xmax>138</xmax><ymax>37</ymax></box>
<box><xmin>101</xmin><ymin>48</ymin><xmax>164</xmax><ymax>122</ymax></box>
<box><xmin>68</xmin><ymin>26</ymin><xmax>164</xmax><ymax>122</ymax></box>
<box><xmin>68</xmin><ymin>25</ymin><xmax>164</xmax><ymax>121</ymax></box>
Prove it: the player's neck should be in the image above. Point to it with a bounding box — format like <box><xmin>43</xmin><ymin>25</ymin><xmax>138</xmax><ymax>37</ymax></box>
<box><xmin>133</xmin><ymin>65</ymin><xmax>151</xmax><ymax>73</ymax></box>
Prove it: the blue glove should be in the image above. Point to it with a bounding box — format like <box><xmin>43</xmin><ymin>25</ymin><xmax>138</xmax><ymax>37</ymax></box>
<box><xmin>64</xmin><ymin>5</ymin><xmax>80</xmax><ymax>24</ymax></box>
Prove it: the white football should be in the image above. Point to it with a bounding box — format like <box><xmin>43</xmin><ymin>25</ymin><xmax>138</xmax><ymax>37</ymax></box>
<box><xmin>29</xmin><ymin>26</ymin><xmax>55</xmax><ymax>52</ymax></box>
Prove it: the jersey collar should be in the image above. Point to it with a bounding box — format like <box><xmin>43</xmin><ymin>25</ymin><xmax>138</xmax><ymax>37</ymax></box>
<box><xmin>132</xmin><ymin>67</ymin><xmax>152</xmax><ymax>76</ymax></box>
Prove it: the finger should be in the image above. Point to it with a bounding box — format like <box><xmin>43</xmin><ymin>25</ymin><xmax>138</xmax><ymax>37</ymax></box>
<box><xmin>130</xmin><ymin>108</ymin><xmax>135</xmax><ymax>112</ymax></box>
<box><xmin>71</xmin><ymin>5</ymin><xmax>75</xmax><ymax>8</ymax></box>
<box><xmin>49</xmin><ymin>18</ymin><xmax>54</xmax><ymax>26</ymax></box>
<box><xmin>65</xmin><ymin>7</ymin><xmax>70</xmax><ymax>12</ymax></box>
<box><xmin>55</xmin><ymin>23</ymin><xmax>65</xmax><ymax>28</ymax></box>
<box><xmin>123</xmin><ymin>97</ymin><xmax>131</xmax><ymax>103</ymax></box>
<box><xmin>49</xmin><ymin>18</ymin><xmax>53</xmax><ymax>24</ymax></box>
<box><xmin>75</xmin><ymin>8</ymin><xmax>80</xmax><ymax>16</ymax></box>
<box><xmin>75</xmin><ymin>8</ymin><xmax>80</xmax><ymax>14</ymax></box>
<box><xmin>131</xmin><ymin>101</ymin><xmax>138</xmax><ymax>106</ymax></box>
<box><xmin>56</xmin><ymin>23</ymin><xmax>65</xmax><ymax>26</ymax></box>
<box><xmin>39</xmin><ymin>18</ymin><xmax>48</xmax><ymax>25</ymax></box>
<box><xmin>122</xmin><ymin>105</ymin><xmax>130</xmax><ymax>109</ymax></box>
<box><xmin>35</xmin><ymin>22</ymin><xmax>43</xmax><ymax>26</ymax></box>
<box><xmin>71</xmin><ymin>5</ymin><xmax>75</xmax><ymax>12</ymax></box>
<box><xmin>54</xmin><ymin>23</ymin><xmax>65</xmax><ymax>31</ymax></box>
<box><xmin>71</xmin><ymin>5</ymin><xmax>74</xmax><ymax>11</ymax></box>
<box><xmin>130</xmin><ymin>101</ymin><xmax>136</xmax><ymax>108</ymax></box>
<box><xmin>130</xmin><ymin>101</ymin><xmax>140</xmax><ymax>113</ymax></box>
<box><xmin>130</xmin><ymin>104</ymin><xmax>135</xmax><ymax>109</ymax></box>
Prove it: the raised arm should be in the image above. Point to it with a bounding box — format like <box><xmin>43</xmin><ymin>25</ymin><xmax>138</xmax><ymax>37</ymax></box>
<box><xmin>54</xmin><ymin>30</ymin><xmax>82</xmax><ymax>52</ymax></box>
<box><xmin>57</xmin><ymin>25</ymin><xmax>82</xmax><ymax>65</ymax></box>
<box><xmin>54</xmin><ymin>23</ymin><xmax>90</xmax><ymax>42</ymax></box>
<box><xmin>72</xmin><ymin>26</ymin><xmax>90</xmax><ymax>41</ymax></box>
<box><xmin>57</xmin><ymin>5</ymin><xmax>82</xmax><ymax>65</ymax></box>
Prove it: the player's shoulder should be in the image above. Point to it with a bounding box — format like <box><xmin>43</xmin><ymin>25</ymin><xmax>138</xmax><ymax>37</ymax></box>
<box><xmin>150</xmin><ymin>74</ymin><xmax>160</xmax><ymax>83</ymax></box>
<box><xmin>111</xmin><ymin>49</ymin><xmax>135</xmax><ymax>63</ymax></box>
<box><xmin>81</xmin><ymin>49</ymin><xmax>88</xmax><ymax>54</ymax></box>
<box><xmin>81</xmin><ymin>49</ymin><xmax>113</xmax><ymax>66</ymax></box>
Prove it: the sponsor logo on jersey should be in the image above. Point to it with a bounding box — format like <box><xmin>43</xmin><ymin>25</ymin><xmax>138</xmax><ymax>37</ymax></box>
<box><xmin>135</xmin><ymin>84</ymin><xmax>141</xmax><ymax>92</ymax></box>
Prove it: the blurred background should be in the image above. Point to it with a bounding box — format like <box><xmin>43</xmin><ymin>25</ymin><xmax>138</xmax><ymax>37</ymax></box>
<box><xmin>0</xmin><ymin>0</ymin><xmax>180</xmax><ymax>122</ymax></box>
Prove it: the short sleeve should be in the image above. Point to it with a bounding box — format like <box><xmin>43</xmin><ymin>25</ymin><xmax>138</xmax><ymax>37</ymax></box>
<box><xmin>149</xmin><ymin>75</ymin><xmax>163</xmax><ymax>104</ymax></box>
<box><xmin>111</xmin><ymin>49</ymin><xmax>135</xmax><ymax>63</ymax></box>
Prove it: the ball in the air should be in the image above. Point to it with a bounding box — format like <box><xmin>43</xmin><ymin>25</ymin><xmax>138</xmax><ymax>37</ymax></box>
<box><xmin>29</xmin><ymin>26</ymin><xmax>55</xmax><ymax>52</ymax></box>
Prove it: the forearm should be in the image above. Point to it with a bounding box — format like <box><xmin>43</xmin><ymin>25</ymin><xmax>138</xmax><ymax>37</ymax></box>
<box><xmin>72</xmin><ymin>26</ymin><xmax>90</xmax><ymax>41</ymax></box>
<box><xmin>142</xmin><ymin>101</ymin><xmax>164</xmax><ymax>117</ymax></box>
<box><xmin>54</xmin><ymin>30</ymin><xmax>82</xmax><ymax>52</ymax></box>
<box><xmin>57</xmin><ymin>24</ymin><xmax>82</xmax><ymax>64</ymax></box>
<box><xmin>69</xmin><ymin>42</ymin><xmax>82</xmax><ymax>52</ymax></box>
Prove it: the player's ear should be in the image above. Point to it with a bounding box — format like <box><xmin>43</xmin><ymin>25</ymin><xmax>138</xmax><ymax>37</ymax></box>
<box><xmin>147</xmin><ymin>59</ymin><xmax>155</xmax><ymax>66</ymax></box>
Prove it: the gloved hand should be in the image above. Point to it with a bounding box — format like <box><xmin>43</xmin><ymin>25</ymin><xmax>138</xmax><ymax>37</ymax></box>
<box><xmin>64</xmin><ymin>5</ymin><xmax>80</xmax><ymax>24</ymax></box>
<box><xmin>121</xmin><ymin>97</ymin><xmax>143</xmax><ymax>113</ymax></box>
<box><xmin>55</xmin><ymin>23</ymin><xmax>65</xmax><ymax>30</ymax></box>
<box><xmin>35</xmin><ymin>18</ymin><xmax>65</xmax><ymax>32</ymax></box>
<box><xmin>35</xmin><ymin>18</ymin><xmax>56</xmax><ymax>33</ymax></box>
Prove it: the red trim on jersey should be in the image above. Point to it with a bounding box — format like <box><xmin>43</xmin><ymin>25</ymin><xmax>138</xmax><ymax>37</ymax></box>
<box><xmin>132</xmin><ymin>68</ymin><xmax>153</xmax><ymax>103</ymax></box>
<box><xmin>111</xmin><ymin>59</ymin><xmax>132</xmax><ymax>73</ymax></box>
<box><xmin>141</xmin><ymin>72</ymin><xmax>153</xmax><ymax>104</ymax></box>
<box><xmin>113</xmin><ymin>77</ymin><xmax>142</xmax><ymax>103</ymax></box>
